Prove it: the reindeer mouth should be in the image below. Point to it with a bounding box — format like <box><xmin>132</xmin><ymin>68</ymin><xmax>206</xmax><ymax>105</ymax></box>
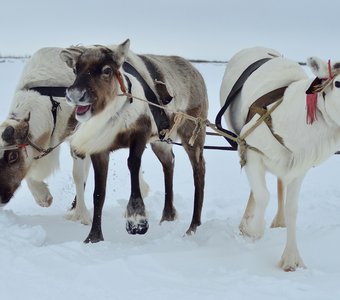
<box><xmin>75</xmin><ymin>104</ymin><xmax>92</xmax><ymax>116</ymax></box>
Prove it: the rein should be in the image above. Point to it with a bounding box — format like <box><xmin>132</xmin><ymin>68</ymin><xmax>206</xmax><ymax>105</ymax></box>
<box><xmin>27</xmin><ymin>137</ymin><xmax>63</xmax><ymax>159</ymax></box>
<box><xmin>115</xmin><ymin>69</ymin><xmax>284</xmax><ymax>165</ymax></box>
<box><xmin>1</xmin><ymin>86</ymin><xmax>68</xmax><ymax>159</ymax></box>
<box><xmin>0</xmin><ymin>135</ymin><xmax>63</xmax><ymax>160</ymax></box>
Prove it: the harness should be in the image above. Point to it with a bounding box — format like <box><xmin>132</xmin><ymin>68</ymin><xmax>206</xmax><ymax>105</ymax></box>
<box><xmin>0</xmin><ymin>87</ymin><xmax>68</xmax><ymax>159</ymax></box>
<box><xmin>29</xmin><ymin>86</ymin><xmax>67</xmax><ymax>135</ymax></box>
<box><xmin>212</xmin><ymin>56</ymin><xmax>295</xmax><ymax>166</ymax></box>
<box><xmin>245</xmin><ymin>85</ymin><xmax>287</xmax><ymax>147</ymax></box>
<box><xmin>122</xmin><ymin>61</ymin><xmax>171</xmax><ymax>140</ymax></box>
<box><xmin>215</xmin><ymin>57</ymin><xmax>273</xmax><ymax>149</ymax></box>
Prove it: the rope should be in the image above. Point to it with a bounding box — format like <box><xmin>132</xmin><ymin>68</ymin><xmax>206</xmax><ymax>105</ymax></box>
<box><xmin>119</xmin><ymin>91</ymin><xmax>239</xmax><ymax>143</ymax></box>
<box><xmin>0</xmin><ymin>144</ymin><xmax>27</xmax><ymax>151</ymax></box>
<box><xmin>118</xmin><ymin>89</ymin><xmax>284</xmax><ymax>166</ymax></box>
<box><xmin>163</xmin><ymin>113</ymin><xmax>184</xmax><ymax>141</ymax></box>
<box><xmin>0</xmin><ymin>136</ymin><xmax>62</xmax><ymax>160</ymax></box>
<box><xmin>237</xmin><ymin>98</ymin><xmax>283</xmax><ymax>167</ymax></box>
<box><xmin>27</xmin><ymin>137</ymin><xmax>63</xmax><ymax>160</ymax></box>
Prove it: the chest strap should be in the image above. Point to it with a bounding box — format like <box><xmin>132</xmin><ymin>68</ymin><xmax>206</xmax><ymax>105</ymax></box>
<box><xmin>29</xmin><ymin>86</ymin><xmax>67</xmax><ymax>136</ymax></box>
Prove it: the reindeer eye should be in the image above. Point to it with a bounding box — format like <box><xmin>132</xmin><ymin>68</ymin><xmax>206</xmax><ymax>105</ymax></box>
<box><xmin>72</xmin><ymin>67</ymin><xmax>77</xmax><ymax>75</ymax></box>
<box><xmin>102</xmin><ymin>66</ymin><xmax>112</xmax><ymax>77</ymax></box>
<box><xmin>335</xmin><ymin>81</ymin><xmax>340</xmax><ymax>88</ymax></box>
<box><xmin>7</xmin><ymin>151</ymin><xmax>19</xmax><ymax>164</ymax></box>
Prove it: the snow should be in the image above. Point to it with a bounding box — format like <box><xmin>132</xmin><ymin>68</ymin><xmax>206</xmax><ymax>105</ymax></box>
<box><xmin>1</xmin><ymin>58</ymin><xmax>340</xmax><ymax>300</ymax></box>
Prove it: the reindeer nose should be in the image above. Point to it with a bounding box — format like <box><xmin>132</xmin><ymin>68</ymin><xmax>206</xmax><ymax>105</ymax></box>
<box><xmin>2</xmin><ymin>126</ymin><xmax>14</xmax><ymax>143</ymax></box>
<box><xmin>66</xmin><ymin>88</ymin><xmax>87</xmax><ymax>104</ymax></box>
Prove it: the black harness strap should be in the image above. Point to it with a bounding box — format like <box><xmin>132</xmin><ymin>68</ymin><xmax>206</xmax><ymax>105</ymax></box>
<box><xmin>122</xmin><ymin>61</ymin><xmax>170</xmax><ymax>140</ymax></box>
<box><xmin>215</xmin><ymin>57</ymin><xmax>273</xmax><ymax>150</ymax></box>
<box><xmin>159</xmin><ymin>130</ymin><xmax>236</xmax><ymax>150</ymax></box>
<box><xmin>124</xmin><ymin>75</ymin><xmax>133</xmax><ymax>103</ymax></box>
<box><xmin>29</xmin><ymin>86</ymin><xmax>67</xmax><ymax>136</ymax></box>
<box><xmin>138</xmin><ymin>55</ymin><xmax>173</xmax><ymax>105</ymax></box>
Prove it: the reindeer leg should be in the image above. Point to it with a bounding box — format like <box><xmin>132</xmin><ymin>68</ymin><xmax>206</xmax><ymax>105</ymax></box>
<box><xmin>271</xmin><ymin>178</ymin><xmax>286</xmax><ymax>228</ymax></box>
<box><xmin>26</xmin><ymin>177</ymin><xmax>53</xmax><ymax>207</ymax></box>
<box><xmin>125</xmin><ymin>136</ymin><xmax>149</xmax><ymax>235</ymax></box>
<box><xmin>84</xmin><ymin>151</ymin><xmax>109</xmax><ymax>243</ymax></box>
<box><xmin>279</xmin><ymin>174</ymin><xmax>306</xmax><ymax>271</ymax></box>
<box><xmin>151</xmin><ymin>142</ymin><xmax>177</xmax><ymax>222</ymax></box>
<box><xmin>180</xmin><ymin>133</ymin><xmax>205</xmax><ymax>235</ymax></box>
<box><xmin>66</xmin><ymin>154</ymin><xmax>92</xmax><ymax>225</ymax></box>
<box><xmin>241</xmin><ymin>191</ymin><xmax>255</xmax><ymax>223</ymax></box>
<box><xmin>240</xmin><ymin>151</ymin><xmax>269</xmax><ymax>239</ymax></box>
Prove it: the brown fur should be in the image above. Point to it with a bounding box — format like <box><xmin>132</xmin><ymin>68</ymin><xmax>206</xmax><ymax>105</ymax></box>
<box><xmin>72</xmin><ymin>48</ymin><xmax>120</xmax><ymax>116</ymax></box>
<box><xmin>35</xmin><ymin>131</ymin><xmax>51</xmax><ymax>149</ymax></box>
<box><xmin>60</xmin><ymin>40</ymin><xmax>208</xmax><ymax>241</ymax></box>
<box><xmin>60</xmin><ymin>112</ymin><xmax>78</xmax><ymax>141</ymax></box>
<box><xmin>0</xmin><ymin>149</ymin><xmax>28</xmax><ymax>203</ymax></box>
<box><xmin>110</xmin><ymin>115</ymin><xmax>152</xmax><ymax>150</ymax></box>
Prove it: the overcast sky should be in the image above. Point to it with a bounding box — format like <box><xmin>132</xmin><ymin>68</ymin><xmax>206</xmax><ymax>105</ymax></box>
<box><xmin>0</xmin><ymin>0</ymin><xmax>339</xmax><ymax>62</ymax></box>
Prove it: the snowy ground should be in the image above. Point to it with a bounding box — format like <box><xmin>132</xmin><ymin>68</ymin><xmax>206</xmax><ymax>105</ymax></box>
<box><xmin>0</xmin><ymin>58</ymin><xmax>340</xmax><ymax>300</ymax></box>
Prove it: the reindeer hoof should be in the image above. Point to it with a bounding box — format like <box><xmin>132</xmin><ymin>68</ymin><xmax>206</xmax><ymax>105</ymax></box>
<box><xmin>36</xmin><ymin>195</ymin><xmax>53</xmax><ymax>208</ymax></box>
<box><xmin>185</xmin><ymin>222</ymin><xmax>200</xmax><ymax>235</ymax></box>
<box><xmin>84</xmin><ymin>232</ymin><xmax>104</xmax><ymax>243</ymax></box>
<box><xmin>160</xmin><ymin>208</ymin><xmax>177</xmax><ymax>223</ymax></box>
<box><xmin>126</xmin><ymin>219</ymin><xmax>149</xmax><ymax>235</ymax></box>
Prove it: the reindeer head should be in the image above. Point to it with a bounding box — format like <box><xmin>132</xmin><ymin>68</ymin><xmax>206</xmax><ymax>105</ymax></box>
<box><xmin>0</xmin><ymin>117</ymin><xmax>30</xmax><ymax>205</ymax></box>
<box><xmin>307</xmin><ymin>57</ymin><xmax>340</xmax><ymax>126</ymax></box>
<box><xmin>60</xmin><ymin>39</ymin><xmax>130</xmax><ymax>122</ymax></box>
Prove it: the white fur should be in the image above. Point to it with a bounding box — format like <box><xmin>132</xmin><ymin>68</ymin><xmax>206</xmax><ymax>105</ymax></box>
<box><xmin>0</xmin><ymin>47</ymin><xmax>91</xmax><ymax>224</ymax></box>
<box><xmin>68</xmin><ymin>44</ymin><xmax>193</xmax><ymax>155</ymax></box>
<box><xmin>71</xmin><ymin>72</ymin><xmax>157</xmax><ymax>154</ymax></box>
<box><xmin>221</xmin><ymin>47</ymin><xmax>340</xmax><ymax>271</ymax></box>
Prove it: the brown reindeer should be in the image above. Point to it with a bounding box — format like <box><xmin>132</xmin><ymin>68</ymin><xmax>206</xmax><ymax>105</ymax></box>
<box><xmin>60</xmin><ymin>39</ymin><xmax>208</xmax><ymax>242</ymax></box>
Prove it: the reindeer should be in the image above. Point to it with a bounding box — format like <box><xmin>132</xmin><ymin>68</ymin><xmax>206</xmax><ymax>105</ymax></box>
<box><xmin>220</xmin><ymin>47</ymin><xmax>340</xmax><ymax>271</ymax></box>
<box><xmin>60</xmin><ymin>39</ymin><xmax>208</xmax><ymax>242</ymax></box>
<box><xmin>0</xmin><ymin>47</ymin><xmax>91</xmax><ymax>224</ymax></box>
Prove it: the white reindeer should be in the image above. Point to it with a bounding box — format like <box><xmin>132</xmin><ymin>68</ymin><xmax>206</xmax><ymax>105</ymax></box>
<box><xmin>0</xmin><ymin>47</ymin><xmax>91</xmax><ymax>224</ymax></box>
<box><xmin>220</xmin><ymin>47</ymin><xmax>340</xmax><ymax>271</ymax></box>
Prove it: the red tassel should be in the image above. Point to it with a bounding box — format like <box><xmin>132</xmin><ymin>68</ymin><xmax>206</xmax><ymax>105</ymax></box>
<box><xmin>306</xmin><ymin>93</ymin><xmax>318</xmax><ymax>124</ymax></box>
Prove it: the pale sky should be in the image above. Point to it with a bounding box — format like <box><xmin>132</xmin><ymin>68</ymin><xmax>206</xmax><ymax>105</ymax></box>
<box><xmin>0</xmin><ymin>0</ymin><xmax>339</xmax><ymax>62</ymax></box>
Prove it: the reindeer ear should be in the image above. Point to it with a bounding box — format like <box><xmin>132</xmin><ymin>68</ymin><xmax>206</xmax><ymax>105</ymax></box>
<box><xmin>60</xmin><ymin>47</ymin><xmax>86</xmax><ymax>68</ymax></box>
<box><xmin>114</xmin><ymin>39</ymin><xmax>130</xmax><ymax>66</ymax></box>
<box><xmin>307</xmin><ymin>57</ymin><xmax>329</xmax><ymax>78</ymax></box>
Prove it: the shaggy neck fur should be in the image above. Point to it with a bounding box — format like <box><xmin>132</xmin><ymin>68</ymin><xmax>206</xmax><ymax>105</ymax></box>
<box><xmin>71</xmin><ymin>74</ymin><xmax>154</xmax><ymax>155</ymax></box>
